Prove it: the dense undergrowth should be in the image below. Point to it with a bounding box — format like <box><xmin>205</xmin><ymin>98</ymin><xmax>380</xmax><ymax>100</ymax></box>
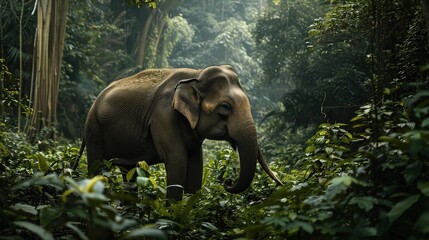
<box><xmin>1</xmin><ymin>84</ymin><xmax>429</xmax><ymax>239</ymax></box>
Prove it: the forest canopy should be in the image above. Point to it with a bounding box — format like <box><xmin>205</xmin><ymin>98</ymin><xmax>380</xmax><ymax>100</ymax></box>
<box><xmin>1</xmin><ymin>0</ymin><xmax>429</xmax><ymax>239</ymax></box>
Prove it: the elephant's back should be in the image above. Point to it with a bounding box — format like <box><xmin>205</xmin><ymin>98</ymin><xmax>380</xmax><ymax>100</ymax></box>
<box><xmin>111</xmin><ymin>69</ymin><xmax>175</xmax><ymax>90</ymax></box>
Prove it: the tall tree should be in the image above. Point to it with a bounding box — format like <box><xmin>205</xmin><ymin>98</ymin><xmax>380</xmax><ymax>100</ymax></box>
<box><xmin>25</xmin><ymin>0</ymin><xmax>68</xmax><ymax>138</ymax></box>
<box><xmin>254</xmin><ymin>0</ymin><xmax>336</xmax><ymax>127</ymax></box>
<box><xmin>111</xmin><ymin>0</ymin><xmax>179</xmax><ymax>69</ymax></box>
<box><xmin>0</xmin><ymin>0</ymin><xmax>36</xmax><ymax>128</ymax></box>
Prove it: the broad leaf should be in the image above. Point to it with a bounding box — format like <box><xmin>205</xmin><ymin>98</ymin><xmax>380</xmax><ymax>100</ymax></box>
<box><xmin>40</xmin><ymin>207</ymin><xmax>63</xmax><ymax>227</ymax></box>
<box><xmin>404</xmin><ymin>161</ymin><xmax>422</xmax><ymax>184</ymax></box>
<box><xmin>349</xmin><ymin>196</ymin><xmax>378</xmax><ymax>212</ymax></box>
<box><xmin>358</xmin><ymin>227</ymin><xmax>377</xmax><ymax>237</ymax></box>
<box><xmin>126</xmin><ymin>167</ymin><xmax>136</xmax><ymax>182</ymax></box>
<box><xmin>422</xmin><ymin>117</ymin><xmax>429</xmax><ymax>128</ymax></box>
<box><xmin>136</xmin><ymin>167</ymin><xmax>147</xmax><ymax>177</ymax></box>
<box><xmin>387</xmin><ymin>194</ymin><xmax>419</xmax><ymax>223</ymax></box>
<box><xmin>13</xmin><ymin>173</ymin><xmax>64</xmax><ymax>190</ymax></box>
<box><xmin>418</xmin><ymin>181</ymin><xmax>429</xmax><ymax>197</ymax></box>
<box><xmin>14</xmin><ymin>221</ymin><xmax>54</xmax><ymax>240</ymax></box>
<box><xmin>9</xmin><ymin>203</ymin><xmax>38</xmax><ymax>219</ymax></box>
<box><xmin>287</xmin><ymin>221</ymin><xmax>314</xmax><ymax>234</ymax></box>
<box><xmin>34</xmin><ymin>152</ymin><xmax>49</xmax><ymax>173</ymax></box>
<box><xmin>415</xmin><ymin>211</ymin><xmax>429</xmax><ymax>233</ymax></box>
<box><xmin>136</xmin><ymin>176</ymin><xmax>150</xmax><ymax>187</ymax></box>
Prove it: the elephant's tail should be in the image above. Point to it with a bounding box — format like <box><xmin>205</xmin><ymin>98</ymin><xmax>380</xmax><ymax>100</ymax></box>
<box><xmin>72</xmin><ymin>140</ymin><xmax>86</xmax><ymax>170</ymax></box>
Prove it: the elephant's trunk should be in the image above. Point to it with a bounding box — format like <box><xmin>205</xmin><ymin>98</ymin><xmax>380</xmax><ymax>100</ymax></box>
<box><xmin>223</xmin><ymin>119</ymin><xmax>258</xmax><ymax>194</ymax></box>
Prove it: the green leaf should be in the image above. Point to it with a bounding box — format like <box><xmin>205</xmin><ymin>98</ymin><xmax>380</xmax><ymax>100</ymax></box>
<box><xmin>378</xmin><ymin>136</ymin><xmax>405</xmax><ymax>148</ymax></box>
<box><xmin>201</xmin><ymin>222</ymin><xmax>218</xmax><ymax>231</ymax></box>
<box><xmin>387</xmin><ymin>194</ymin><xmax>419</xmax><ymax>223</ymax></box>
<box><xmin>325</xmin><ymin>176</ymin><xmax>366</xmax><ymax>200</ymax></box>
<box><xmin>345</xmin><ymin>132</ymin><xmax>353</xmax><ymax>139</ymax></box>
<box><xmin>350</xmin><ymin>115</ymin><xmax>366</xmax><ymax>122</ymax></box>
<box><xmin>349</xmin><ymin>196</ymin><xmax>378</xmax><ymax>212</ymax></box>
<box><xmin>318</xmin><ymin>129</ymin><xmax>329</xmax><ymax>136</ymax></box>
<box><xmin>181</xmin><ymin>193</ymin><xmax>203</xmax><ymax>223</ymax></box>
<box><xmin>14</xmin><ymin>221</ymin><xmax>54</xmax><ymax>240</ymax></box>
<box><xmin>40</xmin><ymin>207</ymin><xmax>63</xmax><ymax>227</ymax></box>
<box><xmin>359</xmin><ymin>227</ymin><xmax>377</xmax><ymax>236</ymax></box>
<box><xmin>287</xmin><ymin>221</ymin><xmax>314</xmax><ymax>234</ymax></box>
<box><xmin>13</xmin><ymin>173</ymin><xmax>64</xmax><ymax>191</ymax></box>
<box><xmin>103</xmin><ymin>159</ymin><xmax>112</xmax><ymax>168</ymax></box>
<box><xmin>305</xmin><ymin>145</ymin><xmax>316</xmax><ymax>153</ymax></box>
<box><xmin>34</xmin><ymin>152</ymin><xmax>49</xmax><ymax>173</ymax></box>
<box><xmin>415</xmin><ymin>211</ymin><xmax>429</xmax><ymax>233</ymax></box>
<box><xmin>421</xmin><ymin>118</ymin><xmax>429</xmax><ymax>128</ymax></box>
<box><xmin>126</xmin><ymin>167</ymin><xmax>136</xmax><ymax>182</ymax></box>
<box><xmin>148</xmin><ymin>177</ymin><xmax>157</xmax><ymax>189</ymax></box>
<box><xmin>202</xmin><ymin>167</ymin><xmax>210</xmax><ymax>187</ymax></box>
<box><xmin>404</xmin><ymin>90</ymin><xmax>429</xmax><ymax>108</ymax></box>
<box><xmin>404</xmin><ymin>161</ymin><xmax>422</xmax><ymax>184</ymax></box>
<box><xmin>330</xmin><ymin>175</ymin><xmax>354</xmax><ymax>186</ymax></box>
<box><xmin>325</xmin><ymin>181</ymin><xmax>347</xmax><ymax>200</ymax></box>
<box><xmin>0</xmin><ymin>142</ymin><xmax>10</xmax><ymax>156</ymax></box>
<box><xmin>325</xmin><ymin>147</ymin><xmax>334</xmax><ymax>154</ymax></box>
<box><xmin>136</xmin><ymin>167</ymin><xmax>147</xmax><ymax>177</ymax></box>
<box><xmin>138</xmin><ymin>161</ymin><xmax>149</xmax><ymax>171</ymax></box>
<box><xmin>121</xmin><ymin>227</ymin><xmax>166</xmax><ymax>239</ymax></box>
<box><xmin>288</xmin><ymin>212</ymin><xmax>297</xmax><ymax>221</ymax></box>
<box><xmin>9</xmin><ymin>203</ymin><xmax>38</xmax><ymax>218</ymax></box>
<box><xmin>417</xmin><ymin>181</ymin><xmax>429</xmax><ymax>197</ymax></box>
<box><xmin>136</xmin><ymin>176</ymin><xmax>150</xmax><ymax>187</ymax></box>
<box><xmin>82</xmin><ymin>192</ymin><xmax>109</xmax><ymax>206</ymax></box>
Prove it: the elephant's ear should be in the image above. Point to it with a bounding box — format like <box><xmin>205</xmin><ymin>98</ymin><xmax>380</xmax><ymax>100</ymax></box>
<box><xmin>172</xmin><ymin>78</ymin><xmax>201</xmax><ymax>129</ymax></box>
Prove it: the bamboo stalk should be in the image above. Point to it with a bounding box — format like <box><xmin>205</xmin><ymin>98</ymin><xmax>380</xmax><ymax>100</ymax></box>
<box><xmin>18</xmin><ymin>0</ymin><xmax>24</xmax><ymax>132</ymax></box>
<box><xmin>27</xmin><ymin>0</ymin><xmax>43</xmax><ymax>135</ymax></box>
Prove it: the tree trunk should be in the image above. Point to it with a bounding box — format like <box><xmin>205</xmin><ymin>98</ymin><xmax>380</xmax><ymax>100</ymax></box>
<box><xmin>129</xmin><ymin>0</ymin><xmax>179</xmax><ymax>68</ymax></box>
<box><xmin>26</xmin><ymin>0</ymin><xmax>68</xmax><ymax>138</ymax></box>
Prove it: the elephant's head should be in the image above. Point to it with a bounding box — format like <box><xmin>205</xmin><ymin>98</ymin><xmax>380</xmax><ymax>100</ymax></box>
<box><xmin>172</xmin><ymin>65</ymin><xmax>283</xmax><ymax>193</ymax></box>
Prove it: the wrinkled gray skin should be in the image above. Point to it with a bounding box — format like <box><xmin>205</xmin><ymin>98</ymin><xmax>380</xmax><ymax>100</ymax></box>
<box><xmin>76</xmin><ymin>65</ymin><xmax>283</xmax><ymax>200</ymax></box>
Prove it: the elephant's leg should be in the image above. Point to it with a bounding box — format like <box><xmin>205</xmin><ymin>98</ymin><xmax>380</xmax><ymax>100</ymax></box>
<box><xmin>162</xmin><ymin>146</ymin><xmax>188</xmax><ymax>200</ymax></box>
<box><xmin>184</xmin><ymin>147</ymin><xmax>203</xmax><ymax>194</ymax></box>
<box><xmin>165</xmin><ymin>160</ymin><xmax>187</xmax><ymax>201</ymax></box>
<box><xmin>150</xmin><ymin>123</ymin><xmax>188</xmax><ymax>201</ymax></box>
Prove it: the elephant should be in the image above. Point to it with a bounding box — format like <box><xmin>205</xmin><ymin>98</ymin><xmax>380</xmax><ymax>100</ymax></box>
<box><xmin>73</xmin><ymin>65</ymin><xmax>283</xmax><ymax>200</ymax></box>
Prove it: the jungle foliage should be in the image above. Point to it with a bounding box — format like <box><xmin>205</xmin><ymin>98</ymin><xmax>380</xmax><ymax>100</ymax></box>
<box><xmin>1</xmin><ymin>0</ymin><xmax>429</xmax><ymax>239</ymax></box>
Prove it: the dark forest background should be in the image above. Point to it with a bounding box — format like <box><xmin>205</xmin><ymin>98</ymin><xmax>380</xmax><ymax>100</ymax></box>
<box><xmin>1</xmin><ymin>0</ymin><xmax>429</xmax><ymax>239</ymax></box>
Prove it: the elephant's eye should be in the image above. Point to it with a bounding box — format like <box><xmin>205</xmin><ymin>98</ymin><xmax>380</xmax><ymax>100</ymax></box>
<box><xmin>218</xmin><ymin>102</ymin><xmax>232</xmax><ymax>116</ymax></box>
